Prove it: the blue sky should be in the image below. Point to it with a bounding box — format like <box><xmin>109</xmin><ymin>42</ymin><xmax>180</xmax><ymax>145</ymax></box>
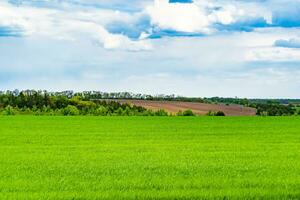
<box><xmin>0</xmin><ymin>0</ymin><xmax>300</xmax><ymax>98</ymax></box>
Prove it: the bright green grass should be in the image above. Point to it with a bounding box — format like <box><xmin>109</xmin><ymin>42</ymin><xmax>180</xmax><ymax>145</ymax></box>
<box><xmin>0</xmin><ymin>116</ymin><xmax>300</xmax><ymax>199</ymax></box>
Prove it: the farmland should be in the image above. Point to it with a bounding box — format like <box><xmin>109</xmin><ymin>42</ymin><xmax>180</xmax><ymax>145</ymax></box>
<box><xmin>112</xmin><ymin>100</ymin><xmax>257</xmax><ymax>116</ymax></box>
<box><xmin>0</xmin><ymin>116</ymin><xmax>300</xmax><ymax>199</ymax></box>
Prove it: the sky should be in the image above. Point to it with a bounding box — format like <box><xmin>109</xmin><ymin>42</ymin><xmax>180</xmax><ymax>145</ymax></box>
<box><xmin>0</xmin><ymin>0</ymin><xmax>300</xmax><ymax>98</ymax></box>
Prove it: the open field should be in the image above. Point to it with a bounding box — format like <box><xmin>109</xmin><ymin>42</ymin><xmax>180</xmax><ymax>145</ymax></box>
<box><xmin>111</xmin><ymin>100</ymin><xmax>257</xmax><ymax>116</ymax></box>
<box><xmin>0</xmin><ymin>116</ymin><xmax>300</xmax><ymax>199</ymax></box>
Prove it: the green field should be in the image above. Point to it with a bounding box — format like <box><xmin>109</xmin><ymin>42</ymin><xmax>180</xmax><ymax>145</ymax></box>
<box><xmin>0</xmin><ymin>116</ymin><xmax>300</xmax><ymax>199</ymax></box>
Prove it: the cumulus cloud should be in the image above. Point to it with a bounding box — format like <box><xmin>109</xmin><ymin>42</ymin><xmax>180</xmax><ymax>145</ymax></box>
<box><xmin>1</xmin><ymin>0</ymin><xmax>300</xmax><ymax>49</ymax></box>
<box><xmin>144</xmin><ymin>0</ymin><xmax>271</xmax><ymax>36</ymax></box>
<box><xmin>146</xmin><ymin>0</ymin><xmax>210</xmax><ymax>33</ymax></box>
<box><xmin>0</xmin><ymin>2</ymin><xmax>152</xmax><ymax>51</ymax></box>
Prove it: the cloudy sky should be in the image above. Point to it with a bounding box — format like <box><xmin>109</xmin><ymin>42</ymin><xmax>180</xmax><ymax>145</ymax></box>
<box><xmin>1</xmin><ymin>0</ymin><xmax>300</xmax><ymax>98</ymax></box>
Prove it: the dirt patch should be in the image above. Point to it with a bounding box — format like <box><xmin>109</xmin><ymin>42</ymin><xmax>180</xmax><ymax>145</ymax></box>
<box><xmin>110</xmin><ymin>100</ymin><xmax>257</xmax><ymax>116</ymax></box>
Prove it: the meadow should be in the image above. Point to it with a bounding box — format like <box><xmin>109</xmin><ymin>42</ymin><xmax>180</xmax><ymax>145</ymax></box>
<box><xmin>0</xmin><ymin>116</ymin><xmax>300</xmax><ymax>199</ymax></box>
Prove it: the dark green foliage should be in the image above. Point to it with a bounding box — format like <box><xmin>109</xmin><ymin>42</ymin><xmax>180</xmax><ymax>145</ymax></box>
<box><xmin>182</xmin><ymin>109</ymin><xmax>195</xmax><ymax>116</ymax></box>
<box><xmin>256</xmin><ymin>103</ymin><xmax>295</xmax><ymax>116</ymax></box>
<box><xmin>206</xmin><ymin>111</ymin><xmax>226</xmax><ymax>116</ymax></box>
<box><xmin>215</xmin><ymin>111</ymin><xmax>226</xmax><ymax>116</ymax></box>
<box><xmin>177</xmin><ymin>110</ymin><xmax>195</xmax><ymax>116</ymax></box>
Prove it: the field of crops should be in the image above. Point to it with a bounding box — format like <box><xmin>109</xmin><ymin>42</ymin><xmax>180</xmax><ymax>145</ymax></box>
<box><xmin>0</xmin><ymin>116</ymin><xmax>300</xmax><ymax>199</ymax></box>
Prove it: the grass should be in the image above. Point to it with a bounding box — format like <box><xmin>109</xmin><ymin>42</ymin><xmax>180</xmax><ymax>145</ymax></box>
<box><xmin>0</xmin><ymin>116</ymin><xmax>300</xmax><ymax>199</ymax></box>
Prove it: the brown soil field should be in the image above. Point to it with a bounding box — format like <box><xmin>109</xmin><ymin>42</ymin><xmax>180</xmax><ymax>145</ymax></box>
<box><xmin>111</xmin><ymin>100</ymin><xmax>257</xmax><ymax>116</ymax></box>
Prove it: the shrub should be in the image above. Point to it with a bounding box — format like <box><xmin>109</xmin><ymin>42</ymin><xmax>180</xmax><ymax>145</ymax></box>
<box><xmin>2</xmin><ymin>105</ymin><xmax>16</xmax><ymax>115</ymax></box>
<box><xmin>206</xmin><ymin>111</ymin><xmax>214</xmax><ymax>116</ymax></box>
<box><xmin>154</xmin><ymin>109</ymin><xmax>169</xmax><ymax>116</ymax></box>
<box><xmin>177</xmin><ymin>110</ymin><xmax>183</xmax><ymax>116</ymax></box>
<box><xmin>215</xmin><ymin>111</ymin><xmax>226</xmax><ymax>116</ymax></box>
<box><xmin>206</xmin><ymin>110</ymin><xmax>226</xmax><ymax>116</ymax></box>
<box><xmin>62</xmin><ymin>105</ymin><xmax>80</xmax><ymax>116</ymax></box>
<box><xmin>182</xmin><ymin>109</ymin><xmax>195</xmax><ymax>116</ymax></box>
<box><xmin>94</xmin><ymin>106</ymin><xmax>108</xmax><ymax>116</ymax></box>
<box><xmin>115</xmin><ymin>107</ymin><xmax>124</xmax><ymax>116</ymax></box>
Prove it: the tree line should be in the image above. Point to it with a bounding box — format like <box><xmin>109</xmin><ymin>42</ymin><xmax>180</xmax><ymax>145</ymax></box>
<box><xmin>0</xmin><ymin>90</ymin><xmax>299</xmax><ymax>116</ymax></box>
<box><xmin>0</xmin><ymin>90</ymin><xmax>202</xmax><ymax>116</ymax></box>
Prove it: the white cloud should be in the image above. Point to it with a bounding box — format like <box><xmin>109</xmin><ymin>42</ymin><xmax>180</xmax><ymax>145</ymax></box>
<box><xmin>0</xmin><ymin>2</ymin><xmax>152</xmax><ymax>51</ymax></box>
<box><xmin>146</xmin><ymin>0</ymin><xmax>210</xmax><ymax>33</ymax></box>
<box><xmin>243</xmin><ymin>28</ymin><xmax>300</xmax><ymax>61</ymax></box>
<box><xmin>145</xmin><ymin>0</ymin><xmax>270</xmax><ymax>34</ymax></box>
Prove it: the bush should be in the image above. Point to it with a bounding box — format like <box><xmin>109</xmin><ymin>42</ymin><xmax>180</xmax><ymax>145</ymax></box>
<box><xmin>62</xmin><ymin>105</ymin><xmax>80</xmax><ymax>116</ymax></box>
<box><xmin>2</xmin><ymin>105</ymin><xmax>16</xmax><ymax>115</ymax></box>
<box><xmin>215</xmin><ymin>111</ymin><xmax>226</xmax><ymax>116</ymax></box>
<box><xmin>154</xmin><ymin>109</ymin><xmax>169</xmax><ymax>116</ymax></box>
<box><xmin>182</xmin><ymin>109</ymin><xmax>195</xmax><ymax>116</ymax></box>
<box><xmin>94</xmin><ymin>106</ymin><xmax>108</xmax><ymax>116</ymax></box>
<box><xmin>177</xmin><ymin>110</ymin><xmax>183</xmax><ymax>116</ymax></box>
<box><xmin>206</xmin><ymin>111</ymin><xmax>214</xmax><ymax>116</ymax></box>
<box><xmin>206</xmin><ymin>110</ymin><xmax>226</xmax><ymax>116</ymax></box>
<box><xmin>177</xmin><ymin>110</ymin><xmax>195</xmax><ymax>116</ymax></box>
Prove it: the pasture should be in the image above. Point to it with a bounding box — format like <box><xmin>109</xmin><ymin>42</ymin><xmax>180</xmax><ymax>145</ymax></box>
<box><xmin>0</xmin><ymin>116</ymin><xmax>299</xmax><ymax>199</ymax></box>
